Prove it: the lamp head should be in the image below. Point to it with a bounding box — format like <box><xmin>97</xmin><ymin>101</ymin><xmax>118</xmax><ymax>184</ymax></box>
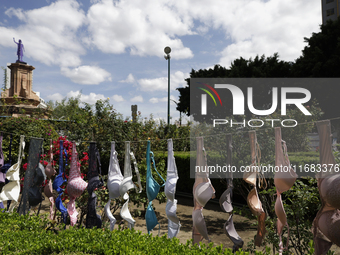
<box><xmin>164</xmin><ymin>46</ymin><xmax>171</xmax><ymax>54</ymax></box>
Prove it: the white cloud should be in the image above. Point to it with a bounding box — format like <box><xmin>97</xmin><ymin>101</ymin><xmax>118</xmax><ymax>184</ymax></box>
<box><xmin>1</xmin><ymin>0</ymin><xmax>86</xmax><ymax>67</ymax></box>
<box><xmin>119</xmin><ymin>73</ymin><xmax>135</xmax><ymax>83</ymax></box>
<box><xmin>112</xmin><ymin>94</ymin><xmax>125</xmax><ymax>102</ymax></box>
<box><xmin>131</xmin><ymin>95</ymin><xmax>143</xmax><ymax>103</ymax></box>
<box><xmin>86</xmin><ymin>0</ymin><xmax>194</xmax><ymax>59</ymax></box>
<box><xmin>60</xmin><ymin>65</ymin><xmax>111</xmax><ymax>85</ymax></box>
<box><xmin>66</xmin><ymin>90</ymin><xmax>106</xmax><ymax>105</ymax></box>
<box><xmin>138</xmin><ymin>71</ymin><xmax>188</xmax><ymax>92</ymax></box>
<box><xmin>46</xmin><ymin>92</ymin><xmax>63</xmax><ymax>101</ymax></box>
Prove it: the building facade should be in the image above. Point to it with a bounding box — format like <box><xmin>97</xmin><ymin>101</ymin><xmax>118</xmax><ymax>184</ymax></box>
<box><xmin>322</xmin><ymin>0</ymin><xmax>340</xmax><ymax>24</ymax></box>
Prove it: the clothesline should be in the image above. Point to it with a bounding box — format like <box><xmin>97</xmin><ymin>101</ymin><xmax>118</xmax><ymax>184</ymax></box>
<box><xmin>1</xmin><ymin>116</ymin><xmax>340</xmax><ymax>144</ymax></box>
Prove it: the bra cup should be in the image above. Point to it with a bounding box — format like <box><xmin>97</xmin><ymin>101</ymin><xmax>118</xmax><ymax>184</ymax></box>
<box><xmin>164</xmin><ymin>177</ymin><xmax>178</xmax><ymax>202</ymax></box>
<box><xmin>168</xmin><ymin>218</ymin><xmax>181</xmax><ymax>238</ymax></box>
<box><xmin>192</xmin><ymin>209</ymin><xmax>210</xmax><ymax>241</ymax></box>
<box><xmin>274</xmin><ymin>169</ymin><xmax>297</xmax><ymax>194</ymax></box>
<box><xmin>0</xmin><ymin>181</ymin><xmax>20</xmax><ymax>201</ymax></box>
<box><xmin>219</xmin><ymin>187</ymin><xmax>233</xmax><ymax>213</ymax></box>
<box><xmin>243</xmin><ymin>166</ymin><xmax>257</xmax><ymax>186</ymax></box>
<box><xmin>147</xmin><ymin>177</ymin><xmax>161</xmax><ymax>202</ymax></box>
<box><xmin>45</xmin><ymin>162</ymin><xmax>56</xmax><ymax>179</ymax></box>
<box><xmin>146</xmin><ymin>204</ymin><xmax>159</xmax><ymax>232</ymax></box>
<box><xmin>5</xmin><ymin>163</ymin><xmax>19</xmax><ymax>181</ymax></box>
<box><xmin>67</xmin><ymin>177</ymin><xmax>88</xmax><ymax>199</ymax></box>
<box><xmin>44</xmin><ymin>179</ymin><xmax>54</xmax><ymax>198</ymax></box>
<box><xmin>224</xmin><ymin>214</ymin><xmax>244</xmax><ymax>247</ymax></box>
<box><xmin>166</xmin><ymin>199</ymin><xmax>180</xmax><ymax>224</ymax></box>
<box><xmin>247</xmin><ymin>188</ymin><xmax>264</xmax><ymax>216</ymax></box>
<box><xmin>320</xmin><ymin>174</ymin><xmax>340</xmax><ymax>209</ymax></box>
<box><xmin>120</xmin><ymin>197</ymin><xmax>135</xmax><ymax>226</ymax></box>
<box><xmin>119</xmin><ymin>176</ymin><xmax>135</xmax><ymax>197</ymax></box>
<box><xmin>194</xmin><ymin>182</ymin><xmax>214</xmax><ymax>207</ymax></box>
<box><xmin>318</xmin><ymin>209</ymin><xmax>340</xmax><ymax>246</ymax></box>
<box><xmin>107</xmin><ymin>178</ymin><xmax>122</xmax><ymax>199</ymax></box>
<box><xmin>275</xmin><ymin>194</ymin><xmax>287</xmax><ymax>231</ymax></box>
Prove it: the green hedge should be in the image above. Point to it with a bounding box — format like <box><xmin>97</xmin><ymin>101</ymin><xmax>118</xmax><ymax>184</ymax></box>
<box><xmin>0</xmin><ymin>213</ymin><xmax>273</xmax><ymax>255</ymax></box>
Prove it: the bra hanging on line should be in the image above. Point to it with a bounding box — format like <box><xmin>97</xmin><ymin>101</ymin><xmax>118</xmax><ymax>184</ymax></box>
<box><xmin>219</xmin><ymin>134</ymin><xmax>244</xmax><ymax>252</ymax></box>
<box><xmin>66</xmin><ymin>141</ymin><xmax>88</xmax><ymax>226</ymax></box>
<box><xmin>86</xmin><ymin>142</ymin><xmax>104</xmax><ymax>229</ymax></box>
<box><xmin>274</xmin><ymin>127</ymin><xmax>297</xmax><ymax>255</ymax></box>
<box><xmin>119</xmin><ymin>141</ymin><xmax>142</xmax><ymax>229</ymax></box>
<box><xmin>192</xmin><ymin>137</ymin><xmax>215</xmax><ymax>246</ymax></box>
<box><xmin>164</xmin><ymin>138</ymin><xmax>181</xmax><ymax>238</ymax></box>
<box><xmin>105</xmin><ymin>141</ymin><xmax>124</xmax><ymax>230</ymax></box>
<box><xmin>0</xmin><ymin>135</ymin><xmax>25</xmax><ymax>212</ymax></box>
<box><xmin>146</xmin><ymin>140</ymin><xmax>165</xmax><ymax>234</ymax></box>
<box><xmin>312</xmin><ymin>120</ymin><xmax>340</xmax><ymax>254</ymax></box>
<box><xmin>52</xmin><ymin>140</ymin><xmax>68</xmax><ymax>224</ymax></box>
<box><xmin>243</xmin><ymin>131</ymin><xmax>266</xmax><ymax>247</ymax></box>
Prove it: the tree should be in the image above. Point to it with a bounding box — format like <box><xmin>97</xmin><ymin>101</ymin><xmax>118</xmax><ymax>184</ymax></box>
<box><xmin>292</xmin><ymin>17</ymin><xmax>340</xmax><ymax>120</ymax></box>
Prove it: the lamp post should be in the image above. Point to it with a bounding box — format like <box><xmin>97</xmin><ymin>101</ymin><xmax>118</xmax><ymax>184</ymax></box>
<box><xmin>170</xmin><ymin>99</ymin><xmax>181</xmax><ymax>126</ymax></box>
<box><xmin>164</xmin><ymin>46</ymin><xmax>171</xmax><ymax>129</ymax></box>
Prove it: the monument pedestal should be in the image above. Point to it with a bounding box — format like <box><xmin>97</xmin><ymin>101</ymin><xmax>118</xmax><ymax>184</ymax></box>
<box><xmin>1</xmin><ymin>62</ymin><xmax>49</xmax><ymax>118</ymax></box>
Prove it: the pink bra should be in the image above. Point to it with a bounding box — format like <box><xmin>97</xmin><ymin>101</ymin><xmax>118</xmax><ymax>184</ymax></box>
<box><xmin>44</xmin><ymin>139</ymin><xmax>56</xmax><ymax>179</ymax></box>
<box><xmin>66</xmin><ymin>141</ymin><xmax>88</xmax><ymax>226</ymax></box>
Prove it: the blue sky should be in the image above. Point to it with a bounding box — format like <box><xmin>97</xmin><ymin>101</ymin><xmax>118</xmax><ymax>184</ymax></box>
<box><xmin>0</xmin><ymin>0</ymin><xmax>321</xmax><ymax>123</ymax></box>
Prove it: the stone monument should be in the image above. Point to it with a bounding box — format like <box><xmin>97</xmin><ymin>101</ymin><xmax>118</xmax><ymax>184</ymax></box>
<box><xmin>1</xmin><ymin>39</ymin><xmax>48</xmax><ymax>117</ymax></box>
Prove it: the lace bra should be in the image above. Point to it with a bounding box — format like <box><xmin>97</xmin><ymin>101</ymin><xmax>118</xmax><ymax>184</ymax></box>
<box><xmin>66</xmin><ymin>141</ymin><xmax>88</xmax><ymax>226</ymax></box>
<box><xmin>119</xmin><ymin>141</ymin><xmax>142</xmax><ymax>229</ymax></box>
<box><xmin>164</xmin><ymin>139</ymin><xmax>181</xmax><ymax>238</ymax></box>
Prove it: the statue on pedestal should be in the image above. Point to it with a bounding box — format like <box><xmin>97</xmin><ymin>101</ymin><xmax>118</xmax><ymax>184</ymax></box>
<box><xmin>13</xmin><ymin>38</ymin><xmax>25</xmax><ymax>63</ymax></box>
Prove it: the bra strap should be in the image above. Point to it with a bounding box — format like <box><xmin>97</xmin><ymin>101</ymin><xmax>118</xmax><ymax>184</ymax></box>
<box><xmin>8</xmin><ymin>134</ymin><xmax>12</xmax><ymax>165</ymax></box>
<box><xmin>18</xmin><ymin>135</ymin><xmax>25</xmax><ymax>163</ymax></box>
<box><xmin>130</xmin><ymin>151</ymin><xmax>142</xmax><ymax>193</ymax></box>
<box><xmin>150</xmin><ymin>151</ymin><xmax>165</xmax><ymax>187</ymax></box>
<box><xmin>49</xmin><ymin>139</ymin><xmax>53</xmax><ymax>163</ymax></box>
<box><xmin>95</xmin><ymin>146</ymin><xmax>104</xmax><ymax>184</ymax></box>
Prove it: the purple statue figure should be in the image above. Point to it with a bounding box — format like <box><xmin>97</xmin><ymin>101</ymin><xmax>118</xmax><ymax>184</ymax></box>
<box><xmin>13</xmin><ymin>38</ymin><xmax>25</xmax><ymax>62</ymax></box>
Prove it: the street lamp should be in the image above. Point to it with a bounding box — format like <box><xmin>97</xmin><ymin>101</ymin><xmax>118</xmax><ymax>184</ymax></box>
<box><xmin>164</xmin><ymin>46</ymin><xmax>171</xmax><ymax>129</ymax></box>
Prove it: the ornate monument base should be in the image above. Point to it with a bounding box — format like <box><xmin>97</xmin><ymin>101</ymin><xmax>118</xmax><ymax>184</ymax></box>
<box><xmin>0</xmin><ymin>62</ymin><xmax>49</xmax><ymax>118</ymax></box>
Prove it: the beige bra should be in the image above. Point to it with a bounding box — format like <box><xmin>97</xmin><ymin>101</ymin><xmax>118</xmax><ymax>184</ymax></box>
<box><xmin>243</xmin><ymin>131</ymin><xmax>266</xmax><ymax>247</ymax></box>
<box><xmin>313</xmin><ymin>120</ymin><xmax>340</xmax><ymax>254</ymax></box>
<box><xmin>274</xmin><ymin>127</ymin><xmax>297</xmax><ymax>255</ymax></box>
<box><xmin>192</xmin><ymin>137</ymin><xmax>215</xmax><ymax>246</ymax></box>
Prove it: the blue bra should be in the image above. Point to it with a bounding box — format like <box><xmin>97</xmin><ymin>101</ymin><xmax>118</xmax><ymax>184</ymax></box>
<box><xmin>145</xmin><ymin>140</ymin><xmax>165</xmax><ymax>234</ymax></box>
<box><xmin>52</xmin><ymin>140</ymin><xmax>68</xmax><ymax>224</ymax></box>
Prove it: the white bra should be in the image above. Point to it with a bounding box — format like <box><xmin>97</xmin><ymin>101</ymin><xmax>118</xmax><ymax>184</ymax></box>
<box><xmin>119</xmin><ymin>141</ymin><xmax>142</xmax><ymax>229</ymax></box>
<box><xmin>0</xmin><ymin>135</ymin><xmax>25</xmax><ymax>203</ymax></box>
<box><xmin>164</xmin><ymin>139</ymin><xmax>181</xmax><ymax>238</ymax></box>
<box><xmin>105</xmin><ymin>141</ymin><xmax>124</xmax><ymax>230</ymax></box>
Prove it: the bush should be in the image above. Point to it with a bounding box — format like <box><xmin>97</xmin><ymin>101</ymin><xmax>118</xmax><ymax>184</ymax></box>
<box><xmin>0</xmin><ymin>212</ymin><xmax>276</xmax><ymax>255</ymax></box>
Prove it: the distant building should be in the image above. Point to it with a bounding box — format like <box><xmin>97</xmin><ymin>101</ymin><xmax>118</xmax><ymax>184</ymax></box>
<box><xmin>321</xmin><ymin>0</ymin><xmax>340</xmax><ymax>24</ymax></box>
